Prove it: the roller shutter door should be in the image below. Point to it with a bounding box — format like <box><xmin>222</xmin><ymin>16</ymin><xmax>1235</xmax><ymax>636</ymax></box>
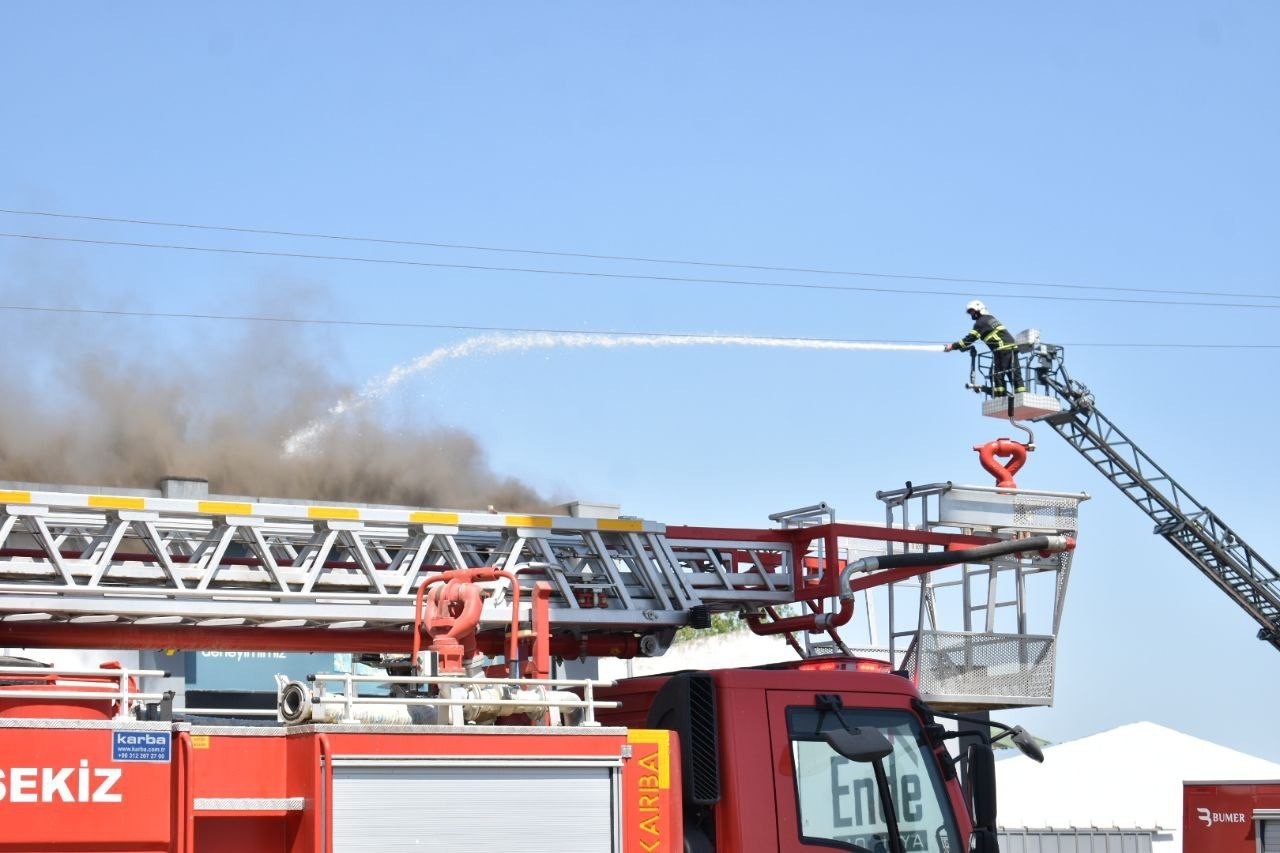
<box><xmin>332</xmin><ymin>760</ymin><xmax>619</xmax><ymax>852</ymax></box>
<box><xmin>997</xmin><ymin>829</ymin><xmax>1154</xmax><ymax>852</ymax></box>
<box><xmin>1263</xmin><ymin>819</ymin><xmax>1280</xmax><ymax>853</ymax></box>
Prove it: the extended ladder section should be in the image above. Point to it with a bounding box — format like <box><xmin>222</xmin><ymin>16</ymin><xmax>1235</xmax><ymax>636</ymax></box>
<box><xmin>1028</xmin><ymin>345</ymin><xmax>1280</xmax><ymax>651</ymax></box>
<box><xmin>0</xmin><ymin>484</ymin><xmax>996</xmax><ymax>659</ymax></box>
<box><xmin>0</xmin><ymin>486</ymin><xmax>789</xmax><ymax>636</ymax></box>
<box><xmin>0</xmin><ymin>484</ymin><xmax>1021</xmax><ymax>660</ymax></box>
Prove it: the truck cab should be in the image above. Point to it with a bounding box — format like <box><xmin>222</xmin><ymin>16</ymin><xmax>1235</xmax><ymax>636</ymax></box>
<box><xmin>600</xmin><ymin>659</ymin><xmax>976</xmax><ymax>853</ymax></box>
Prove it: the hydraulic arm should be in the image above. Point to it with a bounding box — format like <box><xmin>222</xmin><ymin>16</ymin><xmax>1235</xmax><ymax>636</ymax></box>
<box><xmin>1028</xmin><ymin>344</ymin><xmax>1280</xmax><ymax>651</ymax></box>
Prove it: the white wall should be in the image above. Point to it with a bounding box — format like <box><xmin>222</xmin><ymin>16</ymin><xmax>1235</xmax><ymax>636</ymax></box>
<box><xmin>2</xmin><ymin>647</ymin><xmax>141</xmax><ymax>669</ymax></box>
<box><xmin>597</xmin><ymin>629</ymin><xmax>794</xmax><ymax>681</ymax></box>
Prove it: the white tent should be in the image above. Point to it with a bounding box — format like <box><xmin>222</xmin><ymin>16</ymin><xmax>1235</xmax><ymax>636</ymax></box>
<box><xmin>996</xmin><ymin>721</ymin><xmax>1280</xmax><ymax>852</ymax></box>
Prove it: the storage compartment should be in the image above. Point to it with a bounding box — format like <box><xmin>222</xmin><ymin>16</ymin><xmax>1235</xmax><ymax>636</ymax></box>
<box><xmin>332</xmin><ymin>759</ymin><xmax>620</xmax><ymax>852</ymax></box>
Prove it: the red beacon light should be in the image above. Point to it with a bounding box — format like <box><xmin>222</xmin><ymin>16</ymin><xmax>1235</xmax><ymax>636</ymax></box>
<box><xmin>771</xmin><ymin>656</ymin><xmax>893</xmax><ymax>674</ymax></box>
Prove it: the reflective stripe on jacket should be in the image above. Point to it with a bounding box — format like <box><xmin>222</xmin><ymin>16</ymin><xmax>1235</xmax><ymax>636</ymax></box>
<box><xmin>954</xmin><ymin>313</ymin><xmax>1016</xmax><ymax>352</ymax></box>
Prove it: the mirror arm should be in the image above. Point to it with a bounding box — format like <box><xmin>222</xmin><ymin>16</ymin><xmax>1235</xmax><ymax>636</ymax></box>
<box><xmin>918</xmin><ymin>703</ymin><xmax>1019</xmax><ymax>743</ymax></box>
<box><xmin>918</xmin><ymin>705</ymin><xmax>1044</xmax><ymax>763</ymax></box>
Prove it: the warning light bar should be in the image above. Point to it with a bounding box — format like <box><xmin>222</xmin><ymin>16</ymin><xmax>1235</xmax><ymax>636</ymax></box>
<box><xmin>768</xmin><ymin>656</ymin><xmax>893</xmax><ymax>674</ymax></box>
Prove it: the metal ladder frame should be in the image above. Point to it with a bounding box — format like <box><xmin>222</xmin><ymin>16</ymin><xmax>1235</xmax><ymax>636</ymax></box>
<box><xmin>1031</xmin><ymin>346</ymin><xmax>1280</xmax><ymax>650</ymax></box>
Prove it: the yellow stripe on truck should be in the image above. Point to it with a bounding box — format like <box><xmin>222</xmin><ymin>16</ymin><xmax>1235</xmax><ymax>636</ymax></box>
<box><xmin>506</xmin><ymin>515</ymin><xmax>553</xmax><ymax>528</ymax></box>
<box><xmin>308</xmin><ymin>506</ymin><xmax>361</xmax><ymax>521</ymax></box>
<box><xmin>410</xmin><ymin>511</ymin><xmax>460</xmax><ymax>525</ymax></box>
<box><xmin>627</xmin><ymin>730</ymin><xmax>671</xmax><ymax>790</ymax></box>
<box><xmin>89</xmin><ymin>495</ymin><xmax>146</xmax><ymax>511</ymax></box>
<box><xmin>199</xmin><ymin>501</ymin><xmax>254</xmax><ymax>516</ymax></box>
<box><xmin>598</xmin><ymin>518</ymin><xmax>644</xmax><ymax>532</ymax></box>
<box><xmin>0</xmin><ymin>490</ymin><xmax>31</xmax><ymax>504</ymax></box>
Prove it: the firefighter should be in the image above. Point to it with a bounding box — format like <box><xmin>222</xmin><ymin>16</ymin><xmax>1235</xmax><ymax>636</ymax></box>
<box><xmin>945</xmin><ymin>300</ymin><xmax>1026</xmax><ymax>397</ymax></box>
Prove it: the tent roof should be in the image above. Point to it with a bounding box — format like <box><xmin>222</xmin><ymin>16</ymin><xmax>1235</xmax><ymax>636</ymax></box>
<box><xmin>996</xmin><ymin>721</ymin><xmax>1280</xmax><ymax>832</ymax></box>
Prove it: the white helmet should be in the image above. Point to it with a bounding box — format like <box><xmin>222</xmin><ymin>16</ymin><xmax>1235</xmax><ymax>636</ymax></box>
<box><xmin>965</xmin><ymin>299</ymin><xmax>986</xmax><ymax>315</ymax></box>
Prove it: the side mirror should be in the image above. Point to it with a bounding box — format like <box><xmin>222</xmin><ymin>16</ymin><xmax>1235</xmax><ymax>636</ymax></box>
<box><xmin>1009</xmin><ymin>726</ymin><xmax>1044</xmax><ymax>763</ymax></box>
<box><xmin>823</xmin><ymin>727</ymin><xmax>893</xmax><ymax>763</ymax></box>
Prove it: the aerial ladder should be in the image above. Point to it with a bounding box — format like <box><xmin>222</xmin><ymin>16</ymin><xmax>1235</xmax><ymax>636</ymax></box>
<box><xmin>0</xmin><ymin>478</ymin><xmax>1075</xmax><ymax>853</ymax></box>
<box><xmin>0</xmin><ymin>480</ymin><xmax>1069</xmax><ymax>669</ymax></box>
<box><xmin>968</xmin><ymin>335</ymin><xmax>1280</xmax><ymax>652</ymax></box>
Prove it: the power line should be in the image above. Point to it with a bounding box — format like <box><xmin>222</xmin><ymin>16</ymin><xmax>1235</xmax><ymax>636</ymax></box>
<box><xmin>0</xmin><ymin>231</ymin><xmax>1276</xmax><ymax>312</ymax></box>
<box><xmin>0</xmin><ymin>303</ymin><xmax>902</xmax><ymax>339</ymax></box>
<box><xmin>1</xmin><ymin>206</ymin><xmax>1275</xmax><ymax>303</ymax></box>
<box><xmin>0</xmin><ymin>302</ymin><xmax>1276</xmax><ymax>348</ymax></box>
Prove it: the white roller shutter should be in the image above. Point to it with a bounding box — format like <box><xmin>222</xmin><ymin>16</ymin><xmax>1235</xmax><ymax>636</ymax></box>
<box><xmin>331</xmin><ymin>759</ymin><xmax>619</xmax><ymax>853</ymax></box>
<box><xmin>1262</xmin><ymin>819</ymin><xmax>1280</xmax><ymax>853</ymax></box>
<box><xmin>996</xmin><ymin>829</ymin><xmax>1154</xmax><ymax>853</ymax></box>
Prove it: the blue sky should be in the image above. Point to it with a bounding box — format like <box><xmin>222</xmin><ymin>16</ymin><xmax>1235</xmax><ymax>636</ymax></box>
<box><xmin>2</xmin><ymin>4</ymin><xmax>1278</xmax><ymax>760</ymax></box>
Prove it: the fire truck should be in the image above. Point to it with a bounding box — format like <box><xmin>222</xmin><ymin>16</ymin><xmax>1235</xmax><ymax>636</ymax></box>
<box><xmin>0</xmin><ymin>465</ymin><xmax>1077</xmax><ymax>852</ymax></box>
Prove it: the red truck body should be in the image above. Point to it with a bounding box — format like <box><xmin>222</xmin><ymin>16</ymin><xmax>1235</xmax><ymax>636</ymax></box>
<box><xmin>1183</xmin><ymin>780</ymin><xmax>1280</xmax><ymax>853</ymax></box>
<box><xmin>0</xmin><ymin>660</ymin><xmax>968</xmax><ymax>852</ymax></box>
<box><xmin>0</xmin><ymin>711</ymin><xmax>677</xmax><ymax>852</ymax></box>
<box><xmin>599</xmin><ymin>662</ymin><xmax>973</xmax><ymax>852</ymax></box>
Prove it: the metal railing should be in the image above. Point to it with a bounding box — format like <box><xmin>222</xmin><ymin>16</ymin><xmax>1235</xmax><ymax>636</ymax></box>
<box><xmin>174</xmin><ymin>707</ymin><xmax>279</xmax><ymax>718</ymax></box>
<box><xmin>283</xmin><ymin>672</ymin><xmax>620</xmax><ymax>727</ymax></box>
<box><xmin>0</xmin><ymin>665</ymin><xmax>168</xmax><ymax>720</ymax></box>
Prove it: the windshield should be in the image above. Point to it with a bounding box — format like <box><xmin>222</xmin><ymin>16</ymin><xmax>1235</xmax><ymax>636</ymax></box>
<box><xmin>787</xmin><ymin>707</ymin><xmax>962</xmax><ymax>853</ymax></box>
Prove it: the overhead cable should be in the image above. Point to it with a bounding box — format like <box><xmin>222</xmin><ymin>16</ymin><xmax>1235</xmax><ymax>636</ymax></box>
<box><xmin>0</xmin><ymin>231</ymin><xmax>1274</xmax><ymax>311</ymax></box>
<box><xmin>0</xmin><ymin>302</ymin><xmax>1276</xmax><ymax>347</ymax></box>
<box><xmin>0</xmin><ymin>206</ymin><xmax>1275</xmax><ymax>302</ymax></box>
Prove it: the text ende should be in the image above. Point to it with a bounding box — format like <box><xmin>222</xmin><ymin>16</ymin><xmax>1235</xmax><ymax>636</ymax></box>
<box><xmin>831</xmin><ymin>757</ymin><xmax>924</xmax><ymax>827</ymax></box>
<box><xmin>0</xmin><ymin>761</ymin><xmax>122</xmax><ymax>803</ymax></box>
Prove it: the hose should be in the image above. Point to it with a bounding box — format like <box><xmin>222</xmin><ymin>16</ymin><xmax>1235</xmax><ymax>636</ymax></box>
<box><xmin>838</xmin><ymin>535</ymin><xmax>1074</xmax><ymax>600</ymax></box>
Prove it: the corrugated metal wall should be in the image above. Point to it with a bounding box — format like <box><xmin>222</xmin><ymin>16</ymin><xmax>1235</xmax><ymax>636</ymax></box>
<box><xmin>997</xmin><ymin>828</ymin><xmax>1155</xmax><ymax>853</ymax></box>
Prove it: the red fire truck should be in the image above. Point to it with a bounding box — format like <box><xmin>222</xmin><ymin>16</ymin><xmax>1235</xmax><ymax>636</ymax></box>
<box><xmin>0</xmin><ymin>482</ymin><xmax>1065</xmax><ymax>852</ymax></box>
